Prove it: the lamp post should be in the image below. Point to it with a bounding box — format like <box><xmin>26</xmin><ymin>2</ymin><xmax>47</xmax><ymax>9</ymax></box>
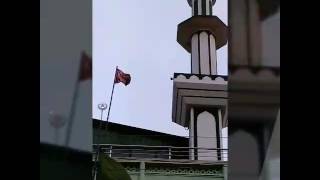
<box><xmin>48</xmin><ymin>111</ymin><xmax>66</xmax><ymax>145</ymax></box>
<box><xmin>93</xmin><ymin>103</ymin><xmax>108</xmax><ymax>180</ymax></box>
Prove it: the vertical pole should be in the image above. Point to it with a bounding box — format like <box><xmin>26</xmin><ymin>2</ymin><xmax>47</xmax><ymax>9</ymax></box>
<box><xmin>93</xmin><ymin>66</ymin><xmax>117</xmax><ymax>179</ymax></box>
<box><xmin>98</xmin><ymin>107</ymin><xmax>104</xmax><ymax>144</ymax></box>
<box><xmin>54</xmin><ymin>128</ymin><xmax>58</xmax><ymax>145</ymax></box>
<box><xmin>223</xmin><ymin>165</ymin><xmax>228</xmax><ymax>180</ymax></box>
<box><xmin>190</xmin><ymin>107</ymin><xmax>195</xmax><ymax>160</ymax></box>
<box><xmin>218</xmin><ymin>109</ymin><xmax>223</xmax><ymax>160</ymax></box>
<box><xmin>139</xmin><ymin>161</ymin><xmax>145</xmax><ymax>180</ymax></box>
<box><xmin>99</xmin><ymin>109</ymin><xmax>103</xmax><ymax>130</ymax></box>
<box><xmin>105</xmin><ymin>66</ymin><xmax>118</xmax><ymax>130</ymax></box>
<box><xmin>64</xmin><ymin>78</ymin><xmax>80</xmax><ymax>147</ymax></box>
<box><xmin>106</xmin><ymin>67</ymin><xmax>117</xmax><ymax>122</ymax></box>
<box><xmin>65</xmin><ymin>52</ymin><xmax>85</xmax><ymax>147</ymax></box>
<box><xmin>94</xmin><ymin>106</ymin><xmax>106</xmax><ymax>180</ymax></box>
<box><xmin>106</xmin><ymin>81</ymin><xmax>115</xmax><ymax>123</ymax></box>
<box><xmin>109</xmin><ymin>145</ymin><xmax>112</xmax><ymax>158</ymax></box>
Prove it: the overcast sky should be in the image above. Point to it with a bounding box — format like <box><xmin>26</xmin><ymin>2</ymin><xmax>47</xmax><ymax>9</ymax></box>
<box><xmin>93</xmin><ymin>0</ymin><xmax>228</xmax><ymax>137</ymax></box>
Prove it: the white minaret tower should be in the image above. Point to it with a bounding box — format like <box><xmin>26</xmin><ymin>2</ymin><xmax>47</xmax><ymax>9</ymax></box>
<box><xmin>172</xmin><ymin>0</ymin><xmax>228</xmax><ymax>161</ymax></box>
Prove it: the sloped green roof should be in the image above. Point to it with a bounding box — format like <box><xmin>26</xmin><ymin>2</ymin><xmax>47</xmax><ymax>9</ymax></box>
<box><xmin>96</xmin><ymin>156</ymin><xmax>131</xmax><ymax>180</ymax></box>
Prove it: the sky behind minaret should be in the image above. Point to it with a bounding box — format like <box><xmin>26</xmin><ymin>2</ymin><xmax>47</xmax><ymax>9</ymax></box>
<box><xmin>93</xmin><ymin>0</ymin><xmax>228</xmax><ymax>137</ymax></box>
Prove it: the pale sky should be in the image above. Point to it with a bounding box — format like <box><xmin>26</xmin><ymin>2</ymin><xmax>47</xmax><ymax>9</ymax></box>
<box><xmin>93</xmin><ymin>0</ymin><xmax>228</xmax><ymax>137</ymax></box>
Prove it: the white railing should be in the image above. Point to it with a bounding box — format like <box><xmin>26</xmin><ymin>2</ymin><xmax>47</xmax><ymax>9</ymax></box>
<box><xmin>92</xmin><ymin>144</ymin><xmax>228</xmax><ymax>162</ymax></box>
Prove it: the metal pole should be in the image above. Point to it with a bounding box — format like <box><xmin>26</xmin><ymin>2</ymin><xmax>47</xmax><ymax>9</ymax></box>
<box><xmin>54</xmin><ymin>128</ymin><xmax>58</xmax><ymax>144</ymax></box>
<box><xmin>64</xmin><ymin>68</ymin><xmax>81</xmax><ymax>147</ymax></box>
<box><xmin>93</xmin><ymin>66</ymin><xmax>118</xmax><ymax>179</ymax></box>
<box><xmin>190</xmin><ymin>107</ymin><xmax>195</xmax><ymax>160</ymax></box>
<box><xmin>139</xmin><ymin>161</ymin><xmax>145</xmax><ymax>180</ymax></box>
<box><xmin>48</xmin><ymin>111</ymin><xmax>66</xmax><ymax>146</ymax></box>
<box><xmin>94</xmin><ymin>104</ymin><xmax>107</xmax><ymax>180</ymax></box>
<box><xmin>106</xmin><ymin>66</ymin><xmax>118</xmax><ymax>124</ymax></box>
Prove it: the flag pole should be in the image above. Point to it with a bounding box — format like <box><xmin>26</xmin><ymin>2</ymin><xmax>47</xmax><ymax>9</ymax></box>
<box><xmin>94</xmin><ymin>66</ymin><xmax>117</xmax><ymax>179</ymax></box>
<box><xmin>64</xmin><ymin>51</ymin><xmax>90</xmax><ymax>148</ymax></box>
<box><xmin>64</xmin><ymin>70</ymin><xmax>81</xmax><ymax>147</ymax></box>
<box><xmin>105</xmin><ymin>66</ymin><xmax>118</xmax><ymax>125</ymax></box>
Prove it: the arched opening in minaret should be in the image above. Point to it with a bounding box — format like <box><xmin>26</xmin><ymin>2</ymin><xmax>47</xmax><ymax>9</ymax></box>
<box><xmin>196</xmin><ymin>111</ymin><xmax>219</xmax><ymax>160</ymax></box>
<box><xmin>229</xmin><ymin>130</ymin><xmax>259</xmax><ymax>177</ymax></box>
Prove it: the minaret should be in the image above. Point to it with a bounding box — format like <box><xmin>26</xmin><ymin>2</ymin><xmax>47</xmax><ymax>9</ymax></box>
<box><xmin>172</xmin><ymin>0</ymin><xmax>228</xmax><ymax>161</ymax></box>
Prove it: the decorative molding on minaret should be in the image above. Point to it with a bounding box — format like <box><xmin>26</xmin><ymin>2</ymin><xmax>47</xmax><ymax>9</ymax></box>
<box><xmin>229</xmin><ymin>65</ymin><xmax>280</xmax><ymax>77</ymax></box>
<box><xmin>177</xmin><ymin>16</ymin><xmax>228</xmax><ymax>53</ymax></box>
<box><xmin>173</xmin><ymin>73</ymin><xmax>228</xmax><ymax>81</ymax></box>
<box><xmin>172</xmin><ymin>75</ymin><xmax>228</xmax><ymax>128</ymax></box>
<box><xmin>174</xmin><ymin>75</ymin><xmax>226</xmax><ymax>84</ymax></box>
<box><xmin>229</xmin><ymin>66</ymin><xmax>280</xmax><ymax>84</ymax></box>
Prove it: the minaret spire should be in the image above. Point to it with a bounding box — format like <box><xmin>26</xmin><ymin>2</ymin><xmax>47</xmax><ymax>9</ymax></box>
<box><xmin>178</xmin><ymin>0</ymin><xmax>227</xmax><ymax>75</ymax></box>
<box><xmin>188</xmin><ymin>0</ymin><xmax>215</xmax><ymax>16</ymax></box>
<box><xmin>172</xmin><ymin>0</ymin><xmax>228</xmax><ymax>162</ymax></box>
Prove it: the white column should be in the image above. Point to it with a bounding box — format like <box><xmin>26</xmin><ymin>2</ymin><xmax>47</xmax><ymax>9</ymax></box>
<box><xmin>229</xmin><ymin>0</ymin><xmax>249</xmax><ymax>65</ymax></box>
<box><xmin>209</xmin><ymin>34</ymin><xmax>218</xmax><ymax>75</ymax></box>
<box><xmin>191</xmin><ymin>0</ymin><xmax>213</xmax><ymax>16</ymax></box>
<box><xmin>198</xmin><ymin>0</ymin><xmax>202</xmax><ymax>15</ymax></box>
<box><xmin>199</xmin><ymin>32</ymin><xmax>211</xmax><ymax>75</ymax></box>
<box><xmin>192</xmin><ymin>0</ymin><xmax>193</xmax><ymax>15</ymax></box>
<box><xmin>248</xmin><ymin>0</ymin><xmax>262</xmax><ymax>66</ymax></box>
<box><xmin>205</xmin><ymin>0</ymin><xmax>210</xmax><ymax>15</ymax></box>
<box><xmin>224</xmin><ymin>165</ymin><xmax>228</xmax><ymax>180</ymax></box>
<box><xmin>139</xmin><ymin>161</ymin><xmax>145</xmax><ymax>180</ymax></box>
<box><xmin>191</xmin><ymin>34</ymin><xmax>200</xmax><ymax>74</ymax></box>
<box><xmin>189</xmin><ymin>107</ymin><xmax>195</xmax><ymax>160</ymax></box>
<box><xmin>191</xmin><ymin>32</ymin><xmax>218</xmax><ymax>75</ymax></box>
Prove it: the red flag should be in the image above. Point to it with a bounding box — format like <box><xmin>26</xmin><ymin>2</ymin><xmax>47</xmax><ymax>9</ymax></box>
<box><xmin>79</xmin><ymin>51</ymin><xmax>92</xmax><ymax>81</ymax></box>
<box><xmin>114</xmin><ymin>68</ymin><xmax>131</xmax><ymax>86</ymax></box>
